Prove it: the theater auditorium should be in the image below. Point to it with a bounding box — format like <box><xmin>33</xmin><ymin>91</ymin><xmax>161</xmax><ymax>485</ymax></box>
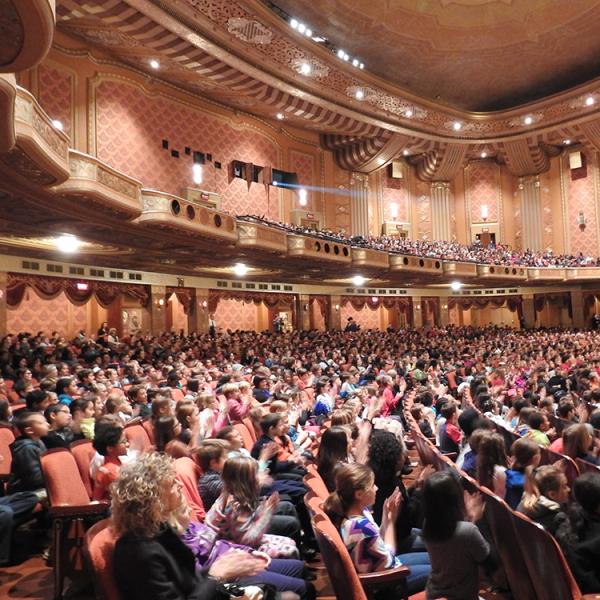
<box><xmin>1</xmin><ymin>1</ymin><xmax>600</xmax><ymax>599</ymax></box>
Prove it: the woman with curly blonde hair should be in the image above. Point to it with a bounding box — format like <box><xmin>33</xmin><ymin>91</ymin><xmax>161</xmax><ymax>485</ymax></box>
<box><xmin>112</xmin><ymin>453</ymin><xmax>312</xmax><ymax>600</ymax></box>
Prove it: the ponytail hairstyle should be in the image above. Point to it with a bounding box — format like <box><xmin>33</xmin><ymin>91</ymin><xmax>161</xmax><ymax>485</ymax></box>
<box><xmin>510</xmin><ymin>437</ymin><xmax>541</xmax><ymax>472</ymax></box>
<box><xmin>521</xmin><ymin>465</ymin><xmax>565</xmax><ymax>511</ymax></box>
<box><xmin>323</xmin><ymin>463</ymin><xmax>374</xmax><ymax>528</ymax></box>
<box><xmin>562</xmin><ymin>424</ymin><xmax>592</xmax><ymax>460</ymax></box>
<box><xmin>476</xmin><ymin>432</ymin><xmax>508</xmax><ymax>490</ymax></box>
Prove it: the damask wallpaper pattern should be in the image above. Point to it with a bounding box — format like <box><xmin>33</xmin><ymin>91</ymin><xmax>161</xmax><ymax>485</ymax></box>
<box><xmin>95</xmin><ymin>80</ymin><xmax>280</xmax><ymax>219</ymax></box>
<box><xmin>467</xmin><ymin>161</ymin><xmax>500</xmax><ymax>223</ymax></box>
<box><xmin>37</xmin><ymin>64</ymin><xmax>72</xmax><ymax>137</ymax></box>
<box><xmin>341</xmin><ymin>304</ymin><xmax>381</xmax><ymax>330</ymax></box>
<box><xmin>213</xmin><ymin>298</ymin><xmax>257</xmax><ymax>331</ymax></box>
<box><xmin>382</xmin><ymin>170</ymin><xmax>409</xmax><ymax>223</ymax></box>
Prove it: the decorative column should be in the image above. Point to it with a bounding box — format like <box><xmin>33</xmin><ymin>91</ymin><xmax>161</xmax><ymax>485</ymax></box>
<box><xmin>350</xmin><ymin>173</ymin><xmax>369</xmax><ymax>236</ymax></box>
<box><xmin>430</xmin><ymin>182</ymin><xmax>451</xmax><ymax>241</ymax></box>
<box><xmin>188</xmin><ymin>289</ymin><xmax>210</xmax><ymax>334</ymax></box>
<box><xmin>519</xmin><ymin>175</ymin><xmax>543</xmax><ymax>251</ymax></box>
<box><xmin>329</xmin><ymin>295</ymin><xmax>342</xmax><ymax>330</ymax></box>
<box><xmin>149</xmin><ymin>285</ymin><xmax>167</xmax><ymax>335</ymax></box>
<box><xmin>570</xmin><ymin>290</ymin><xmax>586</xmax><ymax>329</ymax></box>
<box><xmin>438</xmin><ymin>296</ymin><xmax>450</xmax><ymax>327</ymax></box>
<box><xmin>0</xmin><ymin>272</ymin><xmax>7</xmax><ymax>338</ymax></box>
<box><xmin>296</xmin><ymin>294</ymin><xmax>311</xmax><ymax>331</ymax></box>
<box><xmin>412</xmin><ymin>297</ymin><xmax>423</xmax><ymax>328</ymax></box>
<box><xmin>522</xmin><ymin>294</ymin><xmax>536</xmax><ymax>329</ymax></box>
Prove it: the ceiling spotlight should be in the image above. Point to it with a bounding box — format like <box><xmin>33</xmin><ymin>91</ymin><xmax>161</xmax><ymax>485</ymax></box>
<box><xmin>359</xmin><ymin>63</ymin><xmax>364</xmax><ymax>69</ymax></box>
<box><xmin>312</xmin><ymin>36</ymin><xmax>326</xmax><ymax>42</ymax></box>
<box><xmin>297</xmin><ymin>23</ymin><xmax>306</xmax><ymax>34</ymax></box>
<box><xmin>51</xmin><ymin>119</ymin><xmax>63</xmax><ymax>131</ymax></box>
<box><xmin>149</xmin><ymin>59</ymin><xmax>160</xmax><ymax>69</ymax></box>
<box><xmin>403</xmin><ymin>149</ymin><xmax>410</xmax><ymax>156</ymax></box>
<box><xmin>453</xmin><ymin>121</ymin><xmax>462</xmax><ymax>131</ymax></box>
<box><xmin>337</xmin><ymin>49</ymin><xmax>345</xmax><ymax>59</ymax></box>
<box><xmin>405</xmin><ymin>109</ymin><xmax>413</xmax><ymax>118</ymax></box>
<box><xmin>450</xmin><ymin>280</ymin><xmax>463</xmax><ymax>291</ymax></box>
<box><xmin>290</xmin><ymin>18</ymin><xmax>298</xmax><ymax>29</ymax></box>
<box><xmin>563</xmin><ymin>139</ymin><xmax>571</xmax><ymax>145</ymax></box>
<box><xmin>343</xmin><ymin>53</ymin><xmax>349</xmax><ymax>61</ymax></box>
<box><xmin>305</xmin><ymin>28</ymin><xmax>312</xmax><ymax>37</ymax></box>
<box><xmin>300</xmin><ymin>62</ymin><xmax>312</xmax><ymax>75</ymax></box>
<box><xmin>586</xmin><ymin>96</ymin><xmax>595</xmax><ymax>106</ymax></box>
<box><xmin>371</xmin><ymin>296</ymin><xmax>379</xmax><ymax>303</ymax></box>
<box><xmin>298</xmin><ymin>188</ymin><xmax>308</xmax><ymax>206</ymax></box>
<box><xmin>524</xmin><ymin>116</ymin><xmax>533</xmax><ymax>125</ymax></box>
<box><xmin>355</xmin><ymin>89</ymin><xmax>364</xmax><ymax>100</ymax></box>
<box><xmin>272</xmin><ymin>180</ymin><xmax>278</xmax><ymax>186</ymax></box>
<box><xmin>352</xmin><ymin>275</ymin><xmax>367</xmax><ymax>287</ymax></box>
<box><xmin>55</xmin><ymin>234</ymin><xmax>80</xmax><ymax>253</ymax></box>
<box><xmin>480</xmin><ymin>151</ymin><xmax>487</xmax><ymax>158</ymax></box>
<box><xmin>233</xmin><ymin>263</ymin><xmax>249</xmax><ymax>276</ymax></box>
<box><xmin>352</xmin><ymin>58</ymin><xmax>359</xmax><ymax>67</ymax></box>
<box><xmin>276</xmin><ymin>113</ymin><xmax>285</xmax><ymax>120</ymax></box>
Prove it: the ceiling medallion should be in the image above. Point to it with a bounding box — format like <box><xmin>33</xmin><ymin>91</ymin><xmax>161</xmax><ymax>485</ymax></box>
<box><xmin>290</xmin><ymin>57</ymin><xmax>329</xmax><ymax>78</ymax></box>
<box><xmin>227</xmin><ymin>17</ymin><xmax>273</xmax><ymax>45</ymax></box>
<box><xmin>69</xmin><ymin>27</ymin><xmax>140</xmax><ymax>47</ymax></box>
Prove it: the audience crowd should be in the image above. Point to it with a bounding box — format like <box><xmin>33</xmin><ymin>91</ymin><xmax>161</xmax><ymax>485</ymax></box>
<box><xmin>239</xmin><ymin>214</ymin><xmax>600</xmax><ymax>268</ymax></box>
<box><xmin>1</xmin><ymin>323</ymin><xmax>600</xmax><ymax>599</ymax></box>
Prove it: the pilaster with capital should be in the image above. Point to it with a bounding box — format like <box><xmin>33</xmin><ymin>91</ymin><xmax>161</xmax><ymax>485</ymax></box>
<box><xmin>350</xmin><ymin>172</ymin><xmax>369</xmax><ymax>236</ymax></box>
<box><xmin>329</xmin><ymin>295</ymin><xmax>342</xmax><ymax>330</ymax></box>
<box><xmin>519</xmin><ymin>176</ymin><xmax>543</xmax><ymax>251</ymax></box>
<box><xmin>431</xmin><ymin>181</ymin><xmax>451</xmax><ymax>241</ymax></box>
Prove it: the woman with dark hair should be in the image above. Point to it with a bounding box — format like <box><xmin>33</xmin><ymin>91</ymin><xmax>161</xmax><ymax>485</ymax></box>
<box><xmin>317</xmin><ymin>426</ymin><xmax>350</xmax><ymax>491</ymax></box>
<box><xmin>422</xmin><ymin>471</ymin><xmax>494</xmax><ymax>600</ymax></box>
<box><xmin>556</xmin><ymin>471</ymin><xmax>600</xmax><ymax>593</ymax></box>
<box><xmin>154</xmin><ymin>415</ymin><xmax>183</xmax><ymax>453</ymax></box>
<box><xmin>475</xmin><ymin>432</ymin><xmax>508</xmax><ymax>498</ymax></box>
<box><xmin>368</xmin><ymin>429</ymin><xmax>429</xmax><ymax>553</ymax></box>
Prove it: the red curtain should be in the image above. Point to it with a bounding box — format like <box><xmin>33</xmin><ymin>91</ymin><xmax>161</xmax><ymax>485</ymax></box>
<box><xmin>340</xmin><ymin>296</ymin><xmax>411</xmax><ymax>312</ymax></box>
<box><xmin>534</xmin><ymin>293</ymin><xmax>571</xmax><ymax>315</ymax></box>
<box><xmin>207</xmin><ymin>290</ymin><xmax>296</xmax><ymax>313</ymax></box>
<box><xmin>166</xmin><ymin>287</ymin><xmax>194</xmax><ymax>315</ymax></box>
<box><xmin>6</xmin><ymin>273</ymin><xmax>149</xmax><ymax>308</ymax></box>
<box><xmin>309</xmin><ymin>296</ymin><xmax>329</xmax><ymax>321</ymax></box>
<box><xmin>448</xmin><ymin>296</ymin><xmax>521</xmax><ymax>312</ymax></box>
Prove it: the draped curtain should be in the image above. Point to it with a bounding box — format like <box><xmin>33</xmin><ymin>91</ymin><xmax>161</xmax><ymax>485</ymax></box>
<box><xmin>6</xmin><ymin>273</ymin><xmax>149</xmax><ymax>308</ymax></box>
<box><xmin>534</xmin><ymin>293</ymin><xmax>572</xmax><ymax>318</ymax></box>
<box><xmin>309</xmin><ymin>295</ymin><xmax>329</xmax><ymax>321</ymax></box>
<box><xmin>340</xmin><ymin>296</ymin><xmax>411</xmax><ymax>312</ymax></box>
<box><xmin>166</xmin><ymin>287</ymin><xmax>194</xmax><ymax>315</ymax></box>
<box><xmin>207</xmin><ymin>290</ymin><xmax>296</xmax><ymax>313</ymax></box>
<box><xmin>448</xmin><ymin>296</ymin><xmax>522</xmax><ymax>313</ymax></box>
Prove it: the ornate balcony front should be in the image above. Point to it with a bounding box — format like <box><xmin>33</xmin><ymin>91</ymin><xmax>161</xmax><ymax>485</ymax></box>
<box><xmin>137</xmin><ymin>190</ymin><xmax>237</xmax><ymax>244</ymax></box>
<box><xmin>351</xmin><ymin>247</ymin><xmax>390</xmax><ymax>270</ymax></box>
<box><xmin>287</xmin><ymin>235</ymin><xmax>352</xmax><ymax>264</ymax></box>
<box><xmin>527</xmin><ymin>268</ymin><xmax>567</xmax><ymax>282</ymax></box>
<box><xmin>476</xmin><ymin>264</ymin><xmax>528</xmax><ymax>281</ymax></box>
<box><xmin>389</xmin><ymin>254</ymin><xmax>443</xmax><ymax>276</ymax></box>
<box><xmin>237</xmin><ymin>222</ymin><xmax>287</xmax><ymax>254</ymax></box>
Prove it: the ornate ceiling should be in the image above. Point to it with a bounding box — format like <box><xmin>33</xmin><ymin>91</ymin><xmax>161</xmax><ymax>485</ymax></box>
<box><xmin>271</xmin><ymin>0</ymin><xmax>600</xmax><ymax>111</ymax></box>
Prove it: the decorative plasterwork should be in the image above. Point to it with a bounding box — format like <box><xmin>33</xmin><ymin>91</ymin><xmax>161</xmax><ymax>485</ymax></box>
<box><xmin>227</xmin><ymin>17</ymin><xmax>273</xmax><ymax>44</ymax></box>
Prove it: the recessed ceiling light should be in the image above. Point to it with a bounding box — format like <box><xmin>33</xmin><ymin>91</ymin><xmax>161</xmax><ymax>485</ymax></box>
<box><xmin>586</xmin><ymin>96</ymin><xmax>595</xmax><ymax>106</ymax></box>
<box><xmin>359</xmin><ymin>63</ymin><xmax>364</xmax><ymax>69</ymax></box>
<box><xmin>337</xmin><ymin>49</ymin><xmax>345</xmax><ymax>59</ymax></box>
<box><xmin>290</xmin><ymin>18</ymin><xmax>298</xmax><ymax>29</ymax></box>
<box><xmin>563</xmin><ymin>139</ymin><xmax>571</xmax><ymax>145</ymax></box>
<box><xmin>403</xmin><ymin>149</ymin><xmax>410</xmax><ymax>156</ymax></box>
<box><xmin>297</xmin><ymin>23</ymin><xmax>306</xmax><ymax>34</ymax></box>
<box><xmin>480</xmin><ymin>151</ymin><xmax>487</xmax><ymax>158</ymax></box>
<box><xmin>149</xmin><ymin>59</ymin><xmax>160</xmax><ymax>69</ymax></box>
<box><xmin>312</xmin><ymin>36</ymin><xmax>325</xmax><ymax>43</ymax></box>
<box><xmin>233</xmin><ymin>263</ymin><xmax>249</xmax><ymax>276</ymax></box>
<box><xmin>55</xmin><ymin>234</ymin><xmax>80</xmax><ymax>253</ymax></box>
<box><xmin>450</xmin><ymin>280</ymin><xmax>463</xmax><ymax>291</ymax></box>
<box><xmin>305</xmin><ymin>28</ymin><xmax>312</xmax><ymax>37</ymax></box>
<box><xmin>300</xmin><ymin>62</ymin><xmax>311</xmax><ymax>75</ymax></box>
<box><xmin>51</xmin><ymin>119</ymin><xmax>63</xmax><ymax>131</ymax></box>
<box><xmin>355</xmin><ymin>89</ymin><xmax>364</xmax><ymax>100</ymax></box>
<box><xmin>343</xmin><ymin>53</ymin><xmax>349</xmax><ymax>61</ymax></box>
<box><xmin>524</xmin><ymin>116</ymin><xmax>533</xmax><ymax>125</ymax></box>
<box><xmin>276</xmin><ymin>113</ymin><xmax>285</xmax><ymax>120</ymax></box>
<box><xmin>405</xmin><ymin>109</ymin><xmax>413</xmax><ymax>118</ymax></box>
<box><xmin>453</xmin><ymin>121</ymin><xmax>462</xmax><ymax>131</ymax></box>
<box><xmin>352</xmin><ymin>59</ymin><xmax>359</xmax><ymax>67</ymax></box>
<box><xmin>352</xmin><ymin>275</ymin><xmax>367</xmax><ymax>287</ymax></box>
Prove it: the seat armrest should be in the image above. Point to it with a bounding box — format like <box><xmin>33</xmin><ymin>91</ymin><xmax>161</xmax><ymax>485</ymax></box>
<box><xmin>49</xmin><ymin>502</ymin><xmax>109</xmax><ymax>518</ymax></box>
<box><xmin>358</xmin><ymin>565</ymin><xmax>410</xmax><ymax>588</ymax></box>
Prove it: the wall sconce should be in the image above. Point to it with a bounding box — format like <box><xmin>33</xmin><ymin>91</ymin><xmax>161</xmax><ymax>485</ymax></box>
<box><xmin>371</xmin><ymin>297</ymin><xmax>379</xmax><ymax>303</ymax></box>
<box><xmin>415</xmin><ymin>304</ymin><xmax>421</xmax><ymax>311</ymax></box>
<box><xmin>156</xmin><ymin>298</ymin><xmax>165</xmax><ymax>307</ymax></box>
<box><xmin>481</xmin><ymin>204</ymin><xmax>489</xmax><ymax>222</ymax></box>
<box><xmin>390</xmin><ymin>202</ymin><xmax>398</xmax><ymax>220</ymax></box>
<box><xmin>578</xmin><ymin>211</ymin><xmax>587</xmax><ymax>231</ymax></box>
<box><xmin>201</xmin><ymin>300</ymin><xmax>208</xmax><ymax>308</ymax></box>
<box><xmin>303</xmin><ymin>304</ymin><xmax>309</xmax><ymax>311</ymax></box>
<box><xmin>442</xmin><ymin>304</ymin><xmax>448</xmax><ymax>310</ymax></box>
<box><xmin>334</xmin><ymin>304</ymin><xmax>340</xmax><ymax>311</ymax></box>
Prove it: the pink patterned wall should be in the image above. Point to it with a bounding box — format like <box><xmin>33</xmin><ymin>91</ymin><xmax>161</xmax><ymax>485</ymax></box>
<box><xmin>7</xmin><ymin>292</ymin><xmax>87</xmax><ymax>337</ymax></box>
<box><xmin>539</xmin><ymin>172</ymin><xmax>554</xmax><ymax>251</ymax></box>
<box><xmin>95</xmin><ymin>80</ymin><xmax>280</xmax><ymax>219</ymax></box>
<box><xmin>214</xmin><ymin>299</ymin><xmax>257</xmax><ymax>331</ymax></box>
<box><xmin>310</xmin><ymin>300</ymin><xmax>326</xmax><ymax>331</ymax></box>
<box><xmin>467</xmin><ymin>161</ymin><xmax>500</xmax><ymax>223</ymax></box>
<box><xmin>290</xmin><ymin>150</ymin><xmax>315</xmax><ymax>211</ymax></box>
<box><xmin>37</xmin><ymin>64</ymin><xmax>72</xmax><ymax>137</ymax></box>
<box><xmin>167</xmin><ymin>293</ymin><xmax>188</xmax><ymax>334</ymax></box>
<box><xmin>341</xmin><ymin>304</ymin><xmax>381</xmax><ymax>330</ymax></box>
<box><xmin>568</xmin><ymin>152</ymin><xmax>599</xmax><ymax>257</ymax></box>
<box><xmin>382</xmin><ymin>171</ymin><xmax>409</xmax><ymax>223</ymax></box>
